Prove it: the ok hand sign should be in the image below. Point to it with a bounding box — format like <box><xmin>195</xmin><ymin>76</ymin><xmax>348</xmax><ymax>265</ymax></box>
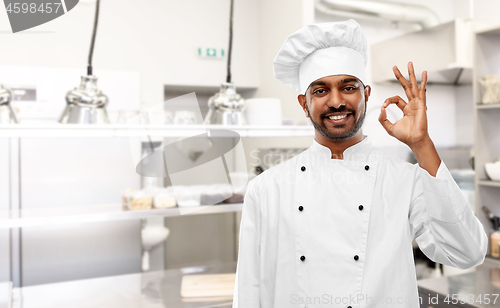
<box><xmin>378</xmin><ymin>62</ymin><xmax>429</xmax><ymax>148</ymax></box>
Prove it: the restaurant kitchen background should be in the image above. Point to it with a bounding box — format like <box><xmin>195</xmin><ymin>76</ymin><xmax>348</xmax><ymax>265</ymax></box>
<box><xmin>1</xmin><ymin>0</ymin><xmax>500</xmax><ymax>307</ymax></box>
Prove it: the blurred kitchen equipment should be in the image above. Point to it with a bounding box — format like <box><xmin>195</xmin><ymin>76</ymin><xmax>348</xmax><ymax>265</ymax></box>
<box><xmin>144</xmin><ymin>109</ymin><xmax>173</xmax><ymax>125</ymax></box>
<box><xmin>0</xmin><ymin>84</ymin><xmax>18</xmax><ymax>124</ymax></box>
<box><xmin>59</xmin><ymin>75</ymin><xmax>110</xmax><ymax>124</ymax></box>
<box><xmin>205</xmin><ymin>83</ymin><xmax>246</xmax><ymax>125</ymax></box>
<box><xmin>482</xmin><ymin>206</ymin><xmax>499</xmax><ymax>229</ymax></box>
<box><xmin>141</xmin><ymin>224</ymin><xmax>170</xmax><ymax>271</ymax></box>
<box><xmin>165</xmin><ymin>111</ymin><xmax>174</xmax><ymax>124</ymax></box>
<box><xmin>482</xmin><ymin>206</ymin><xmax>500</xmax><ymax>258</ymax></box>
<box><xmin>316</xmin><ymin>0</ymin><xmax>439</xmax><ymax>29</ymax></box>
<box><xmin>254</xmin><ymin>166</ymin><xmax>265</xmax><ymax>175</ymax></box>
<box><xmin>469</xmin><ymin>148</ymin><xmax>475</xmax><ymax>170</ymax></box>
<box><xmin>479</xmin><ymin>75</ymin><xmax>500</xmax><ymax>104</ymax></box>
<box><xmin>492</xmin><ymin>229</ymin><xmax>500</xmax><ymax>258</ymax></box>
<box><xmin>125</xmin><ymin>190</ymin><xmax>153</xmax><ymax>211</ymax></box>
<box><xmin>205</xmin><ymin>0</ymin><xmax>246</xmax><ymax>126</ymax></box>
<box><xmin>174</xmin><ymin>110</ymin><xmax>197</xmax><ymax>125</ymax></box>
<box><xmin>117</xmin><ymin>110</ymin><xmax>147</xmax><ymax>124</ymax></box>
<box><xmin>174</xmin><ymin>185</ymin><xmax>202</xmax><ymax>207</ymax></box>
<box><xmin>153</xmin><ymin>188</ymin><xmax>176</xmax><ymax>208</ymax></box>
<box><xmin>485</xmin><ymin>159</ymin><xmax>500</xmax><ymax>181</ymax></box>
<box><xmin>245</xmin><ymin>98</ymin><xmax>282</xmax><ymax>126</ymax></box>
<box><xmin>59</xmin><ymin>0</ymin><xmax>110</xmax><ymax>124</ymax></box>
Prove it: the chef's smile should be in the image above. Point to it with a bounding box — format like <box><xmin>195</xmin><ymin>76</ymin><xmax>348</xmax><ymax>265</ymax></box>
<box><xmin>323</xmin><ymin>111</ymin><xmax>353</xmax><ymax>125</ymax></box>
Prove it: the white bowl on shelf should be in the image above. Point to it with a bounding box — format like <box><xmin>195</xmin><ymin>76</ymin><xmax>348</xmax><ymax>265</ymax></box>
<box><xmin>485</xmin><ymin>163</ymin><xmax>500</xmax><ymax>181</ymax></box>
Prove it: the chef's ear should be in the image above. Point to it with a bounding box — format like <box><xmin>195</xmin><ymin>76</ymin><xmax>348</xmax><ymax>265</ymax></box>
<box><xmin>298</xmin><ymin>94</ymin><xmax>309</xmax><ymax>117</ymax></box>
<box><xmin>364</xmin><ymin>85</ymin><xmax>372</xmax><ymax>102</ymax></box>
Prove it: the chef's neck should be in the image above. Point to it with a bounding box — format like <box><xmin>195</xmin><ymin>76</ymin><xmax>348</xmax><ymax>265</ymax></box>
<box><xmin>314</xmin><ymin>130</ymin><xmax>364</xmax><ymax>160</ymax></box>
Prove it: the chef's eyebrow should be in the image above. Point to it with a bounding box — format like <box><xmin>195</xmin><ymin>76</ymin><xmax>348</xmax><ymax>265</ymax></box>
<box><xmin>309</xmin><ymin>80</ymin><xmax>328</xmax><ymax>88</ymax></box>
<box><xmin>339</xmin><ymin>78</ymin><xmax>360</xmax><ymax>85</ymax></box>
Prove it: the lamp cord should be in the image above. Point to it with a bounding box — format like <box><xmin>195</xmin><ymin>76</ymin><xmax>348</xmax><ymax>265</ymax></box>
<box><xmin>87</xmin><ymin>0</ymin><xmax>100</xmax><ymax>76</ymax></box>
<box><xmin>226</xmin><ymin>0</ymin><xmax>234</xmax><ymax>83</ymax></box>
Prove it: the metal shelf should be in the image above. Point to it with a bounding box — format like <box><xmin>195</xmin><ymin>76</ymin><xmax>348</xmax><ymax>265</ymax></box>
<box><xmin>478</xmin><ymin>180</ymin><xmax>500</xmax><ymax>188</ymax></box>
<box><xmin>476</xmin><ymin>103</ymin><xmax>500</xmax><ymax>110</ymax></box>
<box><xmin>0</xmin><ymin>124</ymin><xmax>314</xmax><ymax>138</ymax></box>
<box><xmin>0</xmin><ymin>203</ymin><xmax>243</xmax><ymax>229</ymax></box>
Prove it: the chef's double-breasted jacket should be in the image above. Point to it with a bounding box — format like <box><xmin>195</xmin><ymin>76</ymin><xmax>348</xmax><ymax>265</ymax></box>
<box><xmin>233</xmin><ymin>136</ymin><xmax>488</xmax><ymax>308</ymax></box>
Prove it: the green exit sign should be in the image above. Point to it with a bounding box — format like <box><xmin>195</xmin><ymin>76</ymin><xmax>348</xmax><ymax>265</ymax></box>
<box><xmin>198</xmin><ymin>47</ymin><xmax>225</xmax><ymax>59</ymax></box>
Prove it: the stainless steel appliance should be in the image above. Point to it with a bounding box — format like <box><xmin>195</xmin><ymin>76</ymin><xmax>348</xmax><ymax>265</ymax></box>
<box><xmin>59</xmin><ymin>0</ymin><xmax>110</xmax><ymax>124</ymax></box>
<box><xmin>204</xmin><ymin>82</ymin><xmax>246</xmax><ymax>125</ymax></box>
<box><xmin>59</xmin><ymin>75</ymin><xmax>109</xmax><ymax>124</ymax></box>
<box><xmin>0</xmin><ymin>84</ymin><xmax>18</xmax><ymax>124</ymax></box>
<box><xmin>204</xmin><ymin>0</ymin><xmax>247</xmax><ymax>125</ymax></box>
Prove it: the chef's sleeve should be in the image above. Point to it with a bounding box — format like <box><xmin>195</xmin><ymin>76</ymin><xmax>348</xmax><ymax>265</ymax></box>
<box><xmin>408</xmin><ymin>160</ymin><xmax>488</xmax><ymax>270</ymax></box>
<box><xmin>233</xmin><ymin>180</ymin><xmax>261</xmax><ymax>307</ymax></box>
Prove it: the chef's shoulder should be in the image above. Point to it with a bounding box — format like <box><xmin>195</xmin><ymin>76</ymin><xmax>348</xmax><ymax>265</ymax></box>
<box><xmin>371</xmin><ymin>148</ymin><xmax>420</xmax><ymax>178</ymax></box>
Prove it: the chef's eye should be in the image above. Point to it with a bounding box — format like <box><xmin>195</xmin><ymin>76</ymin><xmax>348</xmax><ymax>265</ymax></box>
<box><xmin>313</xmin><ymin>88</ymin><xmax>327</xmax><ymax>95</ymax></box>
<box><xmin>343</xmin><ymin>86</ymin><xmax>357</xmax><ymax>92</ymax></box>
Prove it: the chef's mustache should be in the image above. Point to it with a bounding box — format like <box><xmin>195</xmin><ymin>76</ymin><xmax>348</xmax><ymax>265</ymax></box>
<box><xmin>320</xmin><ymin>106</ymin><xmax>355</xmax><ymax>118</ymax></box>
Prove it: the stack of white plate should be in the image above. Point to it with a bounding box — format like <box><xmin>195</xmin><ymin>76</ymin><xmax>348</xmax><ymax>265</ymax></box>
<box><xmin>245</xmin><ymin>98</ymin><xmax>282</xmax><ymax>126</ymax></box>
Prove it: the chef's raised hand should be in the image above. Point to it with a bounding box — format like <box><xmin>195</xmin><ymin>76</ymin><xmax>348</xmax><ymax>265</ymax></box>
<box><xmin>378</xmin><ymin>62</ymin><xmax>429</xmax><ymax>148</ymax></box>
<box><xmin>379</xmin><ymin>62</ymin><xmax>441</xmax><ymax>177</ymax></box>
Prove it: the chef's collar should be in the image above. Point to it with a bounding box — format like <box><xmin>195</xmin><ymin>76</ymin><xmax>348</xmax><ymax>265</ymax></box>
<box><xmin>311</xmin><ymin>135</ymin><xmax>372</xmax><ymax>161</ymax></box>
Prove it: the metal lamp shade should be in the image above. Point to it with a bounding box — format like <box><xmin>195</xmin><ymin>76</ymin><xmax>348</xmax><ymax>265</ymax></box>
<box><xmin>0</xmin><ymin>84</ymin><xmax>18</xmax><ymax>124</ymax></box>
<box><xmin>204</xmin><ymin>82</ymin><xmax>246</xmax><ymax>125</ymax></box>
<box><xmin>59</xmin><ymin>75</ymin><xmax>110</xmax><ymax>124</ymax></box>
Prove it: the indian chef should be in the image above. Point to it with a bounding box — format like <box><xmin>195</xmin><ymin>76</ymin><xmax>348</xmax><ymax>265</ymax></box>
<box><xmin>233</xmin><ymin>19</ymin><xmax>487</xmax><ymax>308</ymax></box>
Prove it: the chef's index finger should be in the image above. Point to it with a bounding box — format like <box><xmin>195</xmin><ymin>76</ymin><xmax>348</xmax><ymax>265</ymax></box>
<box><xmin>407</xmin><ymin>62</ymin><xmax>418</xmax><ymax>97</ymax></box>
<box><xmin>393</xmin><ymin>66</ymin><xmax>413</xmax><ymax>100</ymax></box>
<box><xmin>383</xmin><ymin>96</ymin><xmax>407</xmax><ymax>113</ymax></box>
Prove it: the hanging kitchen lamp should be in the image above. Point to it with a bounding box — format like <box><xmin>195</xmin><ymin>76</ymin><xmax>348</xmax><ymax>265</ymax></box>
<box><xmin>59</xmin><ymin>0</ymin><xmax>109</xmax><ymax>124</ymax></box>
<box><xmin>204</xmin><ymin>0</ymin><xmax>246</xmax><ymax>125</ymax></box>
<box><xmin>0</xmin><ymin>84</ymin><xmax>18</xmax><ymax>124</ymax></box>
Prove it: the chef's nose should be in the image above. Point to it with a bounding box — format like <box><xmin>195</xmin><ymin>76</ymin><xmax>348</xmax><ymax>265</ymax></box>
<box><xmin>326</xmin><ymin>88</ymin><xmax>345</xmax><ymax>109</ymax></box>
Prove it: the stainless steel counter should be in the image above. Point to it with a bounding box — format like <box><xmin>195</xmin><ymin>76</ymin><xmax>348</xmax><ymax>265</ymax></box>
<box><xmin>11</xmin><ymin>263</ymin><xmax>500</xmax><ymax>308</ymax></box>
<box><xmin>11</xmin><ymin>263</ymin><xmax>237</xmax><ymax>308</ymax></box>
<box><xmin>418</xmin><ymin>268</ymin><xmax>500</xmax><ymax>307</ymax></box>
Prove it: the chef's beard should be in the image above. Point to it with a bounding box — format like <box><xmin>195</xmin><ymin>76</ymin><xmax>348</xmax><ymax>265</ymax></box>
<box><xmin>306</xmin><ymin>103</ymin><xmax>366</xmax><ymax>141</ymax></box>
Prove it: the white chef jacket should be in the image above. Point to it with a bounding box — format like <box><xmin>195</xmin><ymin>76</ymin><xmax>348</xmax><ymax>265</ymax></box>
<box><xmin>233</xmin><ymin>136</ymin><xmax>488</xmax><ymax>308</ymax></box>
